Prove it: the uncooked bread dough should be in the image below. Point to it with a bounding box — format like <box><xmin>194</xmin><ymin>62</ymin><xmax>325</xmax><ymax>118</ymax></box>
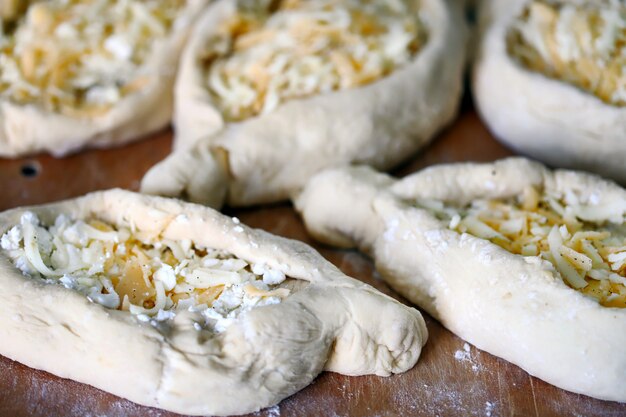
<box><xmin>0</xmin><ymin>189</ymin><xmax>427</xmax><ymax>416</ymax></box>
<box><xmin>295</xmin><ymin>157</ymin><xmax>626</xmax><ymax>402</ymax></box>
<box><xmin>141</xmin><ymin>0</ymin><xmax>467</xmax><ymax>207</ymax></box>
<box><xmin>0</xmin><ymin>0</ymin><xmax>208</xmax><ymax>157</ymax></box>
<box><xmin>473</xmin><ymin>0</ymin><xmax>626</xmax><ymax>183</ymax></box>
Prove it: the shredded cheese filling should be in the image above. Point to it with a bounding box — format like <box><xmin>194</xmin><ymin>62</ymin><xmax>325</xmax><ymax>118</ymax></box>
<box><xmin>201</xmin><ymin>0</ymin><xmax>426</xmax><ymax>121</ymax></box>
<box><xmin>0</xmin><ymin>0</ymin><xmax>185</xmax><ymax>116</ymax></box>
<box><xmin>507</xmin><ymin>0</ymin><xmax>626</xmax><ymax>106</ymax></box>
<box><xmin>420</xmin><ymin>186</ymin><xmax>626</xmax><ymax>307</ymax></box>
<box><xmin>0</xmin><ymin>212</ymin><xmax>291</xmax><ymax>332</ymax></box>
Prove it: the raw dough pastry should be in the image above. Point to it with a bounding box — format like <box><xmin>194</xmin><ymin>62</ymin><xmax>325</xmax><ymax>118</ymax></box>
<box><xmin>0</xmin><ymin>0</ymin><xmax>208</xmax><ymax>157</ymax></box>
<box><xmin>0</xmin><ymin>189</ymin><xmax>427</xmax><ymax>416</ymax></box>
<box><xmin>473</xmin><ymin>0</ymin><xmax>626</xmax><ymax>183</ymax></box>
<box><xmin>141</xmin><ymin>0</ymin><xmax>467</xmax><ymax>207</ymax></box>
<box><xmin>295</xmin><ymin>157</ymin><xmax>626</xmax><ymax>402</ymax></box>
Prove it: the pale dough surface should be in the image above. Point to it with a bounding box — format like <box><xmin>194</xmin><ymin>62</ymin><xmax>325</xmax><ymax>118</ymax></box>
<box><xmin>0</xmin><ymin>0</ymin><xmax>208</xmax><ymax>158</ymax></box>
<box><xmin>295</xmin><ymin>157</ymin><xmax>626</xmax><ymax>402</ymax></box>
<box><xmin>473</xmin><ymin>0</ymin><xmax>626</xmax><ymax>183</ymax></box>
<box><xmin>141</xmin><ymin>0</ymin><xmax>468</xmax><ymax>207</ymax></box>
<box><xmin>0</xmin><ymin>189</ymin><xmax>427</xmax><ymax>416</ymax></box>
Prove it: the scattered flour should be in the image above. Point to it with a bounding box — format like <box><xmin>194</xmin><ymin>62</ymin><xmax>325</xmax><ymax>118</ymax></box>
<box><xmin>454</xmin><ymin>342</ymin><xmax>472</xmax><ymax>361</ymax></box>
<box><xmin>254</xmin><ymin>404</ymin><xmax>280</xmax><ymax>417</ymax></box>
<box><xmin>454</xmin><ymin>342</ymin><xmax>482</xmax><ymax>372</ymax></box>
<box><xmin>485</xmin><ymin>401</ymin><xmax>495</xmax><ymax>417</ymax></box>
<box><xmin>266</xmin><ymin>404</ymin><xmax>281</xmax><ymax>417</ymax></box>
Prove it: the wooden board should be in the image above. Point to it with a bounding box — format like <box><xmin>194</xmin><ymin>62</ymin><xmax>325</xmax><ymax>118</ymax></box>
<box><xmin>0</xmin><ymin>105</ymin><xmax>625</xmax><ymax>417</ymax></box>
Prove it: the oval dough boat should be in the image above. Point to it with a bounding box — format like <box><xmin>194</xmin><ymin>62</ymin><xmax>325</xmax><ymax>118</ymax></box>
<box><xmin>0</xmin><ymin>0</ymin><xmax>208</xmax><ymax>157</ymax></box>
<box><xmin>473</xmin><ymin>0</ymin><xmax>626</xmax><ymax>183</ymax></box>
<box><xmin>141</xmin><ymin>0</ymin><xmax>467</xmax><ymax>207</ymax></box>
<box><xmin>0</xmin><ymin>189</ymin><xmax>426</xmax><ymax>416</ymax></box>
<box><xmin>295</xmin><ymin>158</ymin><xmax>626</xmax><ymax>402</ymax></box>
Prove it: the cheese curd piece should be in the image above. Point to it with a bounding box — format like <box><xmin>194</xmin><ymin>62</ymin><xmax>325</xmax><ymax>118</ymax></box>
<box><xmin>141</xmin><ymin>0</ymin><xmax>467</xmax><ymax>207</ymax></box>
<box><xmin>295</xmin><ymin>158</ymin><xmax>626</xmax><ymax>402</ymax></box>
<box><xmin>0</xmin><ymin>0</ymin><xmax>209</xmax><ymax>157</ymax></box>
<box><xmin>473</xmin><ymin>0</ymin><xmax>626</xmax><ymax>184</ymax></box>
<box><xmin>0</xmin><ymin>189</ymin><xmax>427</xmax><ymax>416</ymax></box>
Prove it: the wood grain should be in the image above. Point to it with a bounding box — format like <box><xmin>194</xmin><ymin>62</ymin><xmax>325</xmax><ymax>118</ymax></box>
<box><xmin>0</xmin><ymin>107</ymin><xmax>624</xmax><ymax>417</ymax></box>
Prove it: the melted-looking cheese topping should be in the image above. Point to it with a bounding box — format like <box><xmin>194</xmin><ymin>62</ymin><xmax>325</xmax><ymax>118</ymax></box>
<box><xmin>0</xmin><ymin>212</ymin><xmax>290</xmax><ymax>332</ymax></box>
<box><xmin>421</xmin><ymin>186</ymin><xmax>626</xmax><ymax>307</ymax></box>
<box><xmin>0</xmin><ymin>0</ymin><xmax>185</xmax><ymax>117</ymax></box>
<box><xmin>202</xmin><ymin>0</ymin><xmax>426</xmax><ymax>121</ymax></box>
<box><xmin>507</xmin><ymin>0</ymin><xmax>626</xmax><ymax>105</ymax></box>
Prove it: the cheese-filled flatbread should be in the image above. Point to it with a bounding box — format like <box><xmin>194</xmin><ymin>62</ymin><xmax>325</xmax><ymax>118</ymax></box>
<box><xmin>295</xmin><ymin>158</ymin><xmax>626</xmax><ymax>402</ymax></box>
<box><xmin>0</xmin><ymin>189</ymin><xmax>427</xmax><ymax>416</ymax></box>
<box><xmin>141</xmin><ymin>0</ymin><xmax>467</xmax><ymax>207</ymax></box>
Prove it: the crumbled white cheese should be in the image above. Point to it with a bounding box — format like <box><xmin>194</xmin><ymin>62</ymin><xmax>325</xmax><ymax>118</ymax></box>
<box><xmin>203</xmin><ymin>0</ymin><xmax>425</xmax><ymax>121</ymax></box>
<box><xmin>0</xmin><ymin>0</ymin><xmax>186</xmax><ymax>114</ymax></box>
<box><xmin>421</xmin><ymin>185</ymin><xmax>626</xmax><ymax>307</ymax></box>
<box><xmin>509</xmin><ymin>0</ymin><xmax>626</xmax><ymax>106</ymax></box>
<box><xmin>0</xmin><ymin>225</ymin><xmax>21</xmax><ymax>251</ymax></box>
<box><xmin>263</xmin><ymin>268</ymin><xmax>286</xmax><ymax>285</ymax></box>
<box><xmin>0</xmin><ymin>211</ymin><xmax>292</xmax><ymax>333</ymax></box>
<box><xmin>154</xmin><ymin>309</ymin><xmax>176</xmax><ymax>322</ymax></box>
<box><xmin>199</xmin><ymin>284</ymin><xmax>284</xmax><ymax>333</ymax></box>
<box><xmin>85</xmin><ymin>86</ymin><xmax>121</xmax><ymax>106</ymax></box>
<box><xmin>104</xmin><ymin>35</ymin><xmax>133</xmax><ymax>61</ymax></box>
<box><xmin>153</xmin><ymin>264</ymin><xmax>177</xmax><ymax>291</ymax></box>
<box><xmin>136</xmin><ymin>314</ymin><xmax>151</xmax><ymax>323</ymax></box>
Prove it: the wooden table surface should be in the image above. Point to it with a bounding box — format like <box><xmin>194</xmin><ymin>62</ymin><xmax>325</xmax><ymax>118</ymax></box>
<box><xmin>0</xmin><ymin>102</ymin><xmax>625</xmax><ymax>417</ymax></box>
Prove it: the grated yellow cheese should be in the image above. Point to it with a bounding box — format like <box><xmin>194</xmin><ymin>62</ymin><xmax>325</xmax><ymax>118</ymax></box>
<box><xmin>0</xmin><ymin>0</ymin><xmax>185</xmax><ymax>116</ymax></box>
<box><xmin>420</xmin><ymin>185</ymin><xmax>626</xmax><ymax>307</ymax></box>
<box><xmin>0</xmin><ymin>212</ymin><xmax>291</xmax><ymax>331</ymax></box>
<box><xmin>201</xmin><ymin>0</ymin><xmax>426</xmax><ymax>122</ymax></box>
<box><xmin>507</xmin><ymin>0</ymin><xmax>626</xmax><ymax>106</ymax></box>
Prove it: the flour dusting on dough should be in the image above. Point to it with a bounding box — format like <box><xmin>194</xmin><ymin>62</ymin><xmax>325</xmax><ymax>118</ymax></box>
<box><xmin>383</xmin><ymin>219</ymin><xmax>400</xmax><ymax>242</ymax></box>
<box><xmin>423</xmin><ymin>229</ymin><xmax>449</xmax><ymax>253</ymax></box>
